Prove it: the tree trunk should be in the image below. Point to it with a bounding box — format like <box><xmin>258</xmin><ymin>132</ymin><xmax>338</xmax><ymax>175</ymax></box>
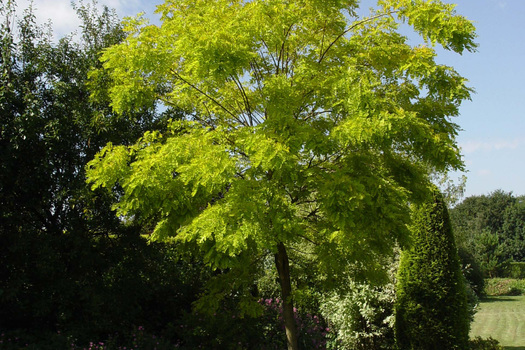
<box><xmin>275</xmin><ymin>242</ymin><xmax>299</xmax><ymax>350</ymax></box>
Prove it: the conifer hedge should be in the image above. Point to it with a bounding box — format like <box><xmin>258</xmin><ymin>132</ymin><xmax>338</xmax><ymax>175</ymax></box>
<box><xmin>395</xmin><ymin>188</ymin><xmax>470</xmax><ymax>349</ymax></box>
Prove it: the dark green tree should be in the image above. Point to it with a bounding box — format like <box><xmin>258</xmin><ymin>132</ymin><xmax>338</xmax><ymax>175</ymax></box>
<box><xmin>450</xmin><ymin>190</ymin><xmax>518</xmax><ymax>276</ymax></box>
<box><xmin>395</xmin><ymin>187</ymin><xmax>470</xmax><ymax>350</ymax></box>
<box><xmin>501</xmin><ymin>196</ymin><xmax>525</xmax><ymax>261</ymax></box>
<box><xmin>0</xmin><ymin>1</ymin><xmax>185</xmax><ymax>340</ymax></box>
<box><xmin>450</xmin><ymin>190</ymin><xmax>514</xmax><ymax>245</ymax></box>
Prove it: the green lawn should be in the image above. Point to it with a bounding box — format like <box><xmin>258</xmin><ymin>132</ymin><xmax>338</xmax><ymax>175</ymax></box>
<box><xmin>470</xmin><ymin>295</ymin><xmax>525</xmax><ymax>349</ymax></box>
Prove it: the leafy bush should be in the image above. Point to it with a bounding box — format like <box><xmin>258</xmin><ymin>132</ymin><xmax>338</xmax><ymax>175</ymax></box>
<box><xmin>469</xmin><ymin>336</ymin><xmax>504</xmax><ymax>350</ymax></box>
<box><xmin>1</xmin><ymin>302</ymin><xmax>331</xmax><ymax>350</ymax></box>
<box><xmin>458</xmin><ymin>247</ymin><xmax>486</xmax><ymax>297</ymax></box>
<box><xmin>484</xmin><ymin>278</ymin><xmax>525</xmax><ymax>296</ymax></box>
<box><xmin>395</xmin><ymin>188</ymin><xmax>470</xmax><ymax>349</ymax></box>
<box><xmin>507</xmin><ymin>262</ymin><xmax>525</xmax><ymax>279</ymax></box>
<box><xmin>0</xmin><ymin>327</ymin><xmax>175</xmax><ymax>349</ymax></box>
<box><xmin>320</xmin><ymin>280</ymin><xmax>395</xmax><ymax>350</ymax></box>
<box><xmin>152</xmin><ymin>297</ymin><xmax>329</xmax><ymax>349</ymax></box>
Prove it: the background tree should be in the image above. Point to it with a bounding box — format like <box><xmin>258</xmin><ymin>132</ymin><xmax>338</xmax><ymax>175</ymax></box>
<box><xmin>86</xmin><ymin>0</ymin><xmax>476</xmax><ymax>348</ymax></box>
<box><xmin>473</xmin><ymin>230</ymin><xmax>509</xmax><ymax>278</ymax></box>
<box><xmin>450</xmin><ymin>190</ymin><xmax>523</xmax><ymax>277</ymax></box>
<box><xmin>450</xmin><ymin>190</ymin><xmax>514</xmax><ymax>246</ymax></box>
<box><xmin>395</xmin><ymin>188</ymin><xmax>470</xmax><ymax>350</ymax></box>
<box><xmin>501</xmin><ymin>196</ymin><xmax>525</xmax><ymax>261</ymax></box>
<box><xmin>0</xmin><ymin>0</ymin><xmax>198</xmax><ymax>342</ymax></box>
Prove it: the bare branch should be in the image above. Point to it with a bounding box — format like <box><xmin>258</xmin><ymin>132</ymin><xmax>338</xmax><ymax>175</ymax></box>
<box><xmin>230</xmin><ymin>74</ymin><xmax>254</xmax><ymax>126</ymax></box>
<box><xmin>261</xmin><ymin>38</ymin><xmax>279</xmax><ymax>71</ymax></box>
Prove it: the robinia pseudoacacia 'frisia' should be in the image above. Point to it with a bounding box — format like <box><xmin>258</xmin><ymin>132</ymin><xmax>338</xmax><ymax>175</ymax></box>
<box><xmin>86</xmin><ymin>1</ymin><xmax>476</xmax><ymax>348</ymax></box>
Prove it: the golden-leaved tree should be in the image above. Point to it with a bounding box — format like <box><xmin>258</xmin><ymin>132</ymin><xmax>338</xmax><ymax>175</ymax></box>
<box><xmin>86</xmin><ymin>1</ymin><xmax>476</xmax><ymax>348</ymax></box>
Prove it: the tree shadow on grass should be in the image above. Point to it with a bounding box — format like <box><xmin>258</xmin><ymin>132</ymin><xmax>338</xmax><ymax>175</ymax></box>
<box><xmin>504</xmin><ymin>347</ymin><xmax>525</xmax><ymax>350</ymax></box>
<box><xmin>480</xmin><ymin>296</ymin><xmax>521</xmax><ymax>303</ymax></box>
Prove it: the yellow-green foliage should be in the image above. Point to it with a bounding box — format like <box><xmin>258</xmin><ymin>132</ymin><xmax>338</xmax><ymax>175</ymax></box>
<box><xmin>86</xmin><ymin>0</ymin><xmax>476</xmax><ymax>316</ymax></box>
<box><xmin>395</xmin><ymin>188</ymin><xmax>470</xmax><ymax>349</ymax></box>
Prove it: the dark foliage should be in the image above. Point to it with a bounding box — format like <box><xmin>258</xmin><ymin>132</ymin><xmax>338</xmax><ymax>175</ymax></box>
<box><xmin>0</xmin><ymin>0</ymin><xmax>189</xmax><ymax>343</ymax></box>
<box><xmin>395</xmin><ymin>188</ymin><xmax>470</xmax><ymax>350</ymax></box>
<box><xmin>458</xmin><ymin>247</ymin><xmax>486</xmax><ymax>297</ymax></box>
<box><xmin>450</xmin><ymin>190</ymin><xmax>525</xmax><ymax>277</ymax></box>
<box><xmin>468</xmin><ymin>337</ymin><xmax>504</xmax><ymax>350</ymax></box>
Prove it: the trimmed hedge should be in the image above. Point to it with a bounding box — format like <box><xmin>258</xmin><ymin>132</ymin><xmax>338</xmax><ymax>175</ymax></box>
<box><xmin>395</xmin><ymin>188</ymin><xmax>470</xmax><ymax>350</ymax></box>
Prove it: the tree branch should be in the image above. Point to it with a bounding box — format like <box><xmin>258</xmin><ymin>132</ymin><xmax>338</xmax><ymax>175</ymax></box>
<box><xmin>318</xmin><ymin>11</ymin><xmax>399</xmax><ymax>64</ymax></box>
<box><xmin>170</xmin><ymin>68</ymin><xmax>240</xmax><ymax>122</ymax></box>
<box><xmin>230</xmin><ymin>74</ymin><xmax>254</xmax><ymax>126</ymax></box>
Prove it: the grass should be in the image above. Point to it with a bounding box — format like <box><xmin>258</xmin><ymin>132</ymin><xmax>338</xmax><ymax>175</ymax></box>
<box><xmin>470</xmin><ymin>295</ymin><xmax>525</xmax><ymax>349</ymax></box>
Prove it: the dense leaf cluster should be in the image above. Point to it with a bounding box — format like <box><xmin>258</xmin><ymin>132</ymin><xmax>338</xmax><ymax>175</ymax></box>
<box><xmin>395</xmin><ymin>188</ymin><xmax>470</xmax><ymax>350</ymax></box>
<box><xmin>0</xmin><ymin>0</ymin><xmax>196</xmax><ymax>344</ymax></box>
<box><xmin>450</xmin><ymin>190</ymin><xmax>525</xmax><ymax>277</ymax></box>
<box><xmin>87</xmin><ymin>3</ymin><xmax>476</xmax><ymax>347</ymax></box>
<box><xmin>1</xmin><ymin>0</ymin><xmax>479</xmax><ymax>348</ymax></box>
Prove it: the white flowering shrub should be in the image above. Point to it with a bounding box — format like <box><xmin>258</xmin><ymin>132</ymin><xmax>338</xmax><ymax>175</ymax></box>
<box><xmin>320</xmin><ymin>280</ymin><xmax>396</xmax><ymax>350</ymax></box>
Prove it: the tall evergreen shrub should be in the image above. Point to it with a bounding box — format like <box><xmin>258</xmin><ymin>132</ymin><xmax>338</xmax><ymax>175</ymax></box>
<box><xmin>395</xmin><ymin>188</ymin><xmax>470</xmax><ymax>349</ymax></box>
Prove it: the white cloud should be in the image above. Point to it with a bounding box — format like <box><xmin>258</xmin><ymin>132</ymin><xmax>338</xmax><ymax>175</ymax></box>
<box><xmin>16</xmin><ymin>0</ymin><xmax>80</xmax><ymax>39</ymax></box>
<box><xmin>15</xmin><ymin>0</ymin><xmax>154</xmax><ymax>41</ymax></box>
<box><xmin>460</xmin><ymin>138</ymin><xmax>524</xmax><ymax>154</ymax></box>
<box><xmin>489</xmin><ymin>0</ymin><xmax>507</xmax><ymax>9</ymax></box>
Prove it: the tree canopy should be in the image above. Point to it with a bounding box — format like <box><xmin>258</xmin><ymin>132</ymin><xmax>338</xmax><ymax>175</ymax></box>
<box><xmin>451</xmin><ymin>190</ymin><xmax>525</xmax><ymax>277</ymax></box>
<box><xmin>0</xmin><ymin>0</ymin><xmax>180</xmax><ymax>336</ymax></box>
<box><xmin>86</xmin><ymin>0</ymin><xmax>476</xmax><ymax>348</ymax></box>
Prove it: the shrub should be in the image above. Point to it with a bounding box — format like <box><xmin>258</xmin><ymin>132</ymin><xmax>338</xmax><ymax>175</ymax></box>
<box><xmin>171</xmin><ymin>297</ymin><xmax>330</xmax><ymax>349</ymax></box>
<box><xmin>395</xmin><ymin>188</ymin><xmax>470</xmax><ymax>350</ymax></box>
<box><xmin>458</xmin><ymin>247</ymin><xmax>486</xmax><ymax>297</ymax></box>
<box><xmin>0</xmin><ymin>327</ymin><xmax>176</xmax><ymax>349</ymax></box>
<box><xmin>320</xmin><ymin>280</ymin><xmax>395</xmax><ymax>350</ymax></box>
<box><xmin>507</xmin><ymin>262</ymin><xmax>525</xmax><ymax>279</ymax></box>
<box><xmin>469</xmin><ymin>336</ymin><xmax>504</xmax><ymax>350</ymax></box>
<box><xmin>484</xmin><ymin>278</ymin><xmax>525</xmax><ymax>296</ymax></box>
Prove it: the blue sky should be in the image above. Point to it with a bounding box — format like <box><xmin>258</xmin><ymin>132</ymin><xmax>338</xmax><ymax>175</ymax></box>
<box><xmin>441</xmin><ymin>1</ymin><xmax>525</xmax><ymax>198</ymax></box>
<box><xmin>21</xmin><ymin>0</ymin><xmax>525</xmax><ymax>198</ymax></box>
